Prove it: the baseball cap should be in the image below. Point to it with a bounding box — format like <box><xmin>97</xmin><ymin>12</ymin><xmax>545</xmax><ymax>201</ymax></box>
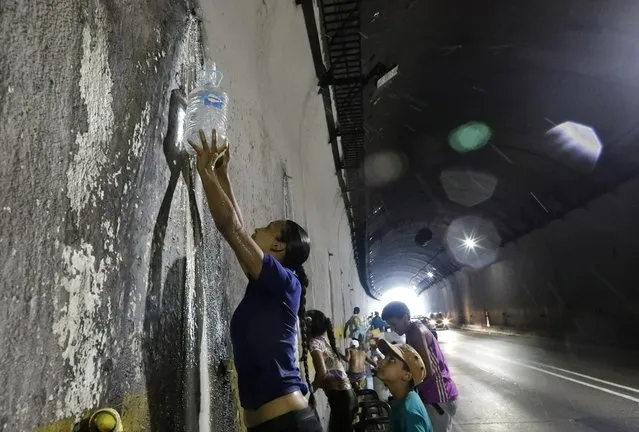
<box><xmin>378</xmin><ymin>339</ymin><xmax>427</xmax><ymax>387</ymax></box>
<box><xmin>350</xmin><ymin>339</ymin><xmax>360</xmax><ymax>348</ymax></box>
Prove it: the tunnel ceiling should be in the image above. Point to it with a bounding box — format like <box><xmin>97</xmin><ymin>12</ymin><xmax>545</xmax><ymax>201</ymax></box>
<box><xmin>315</xmin><ymin>0</ymin><xmax>639</xmax><ymax>298</ymax></box>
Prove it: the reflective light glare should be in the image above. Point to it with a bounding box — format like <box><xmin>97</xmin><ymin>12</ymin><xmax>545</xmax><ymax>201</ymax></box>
<box><xmin>380</xmin><ymin>286</ymin><xmax>427</xmax><ymax>316</ymax></box>
<box><xmin>377</xmin><ymin>65</ymin><xmax>399</xmax><ymax>88</ymax></box>
<box><xmin>177</xmin><ymin>108</ymin><xmax>186</xmax><ymax>150</ymax></box>
<box><xmin>448</xmin><ymin>121</ymin><xmax>493</xmax><ymax>153</ymax></box>
<box><xmin>462</xmin><ymin>236</ymin><xmax>478</xmax><ymax>250</ymax></box>
<box><xmin>363</xmin><ymin>151</ymin><xmax>406</xmax><ymax>187</ymax></box>
<box><xmin>426</xmin><ymin>271</ymin><xmax>434</xmax><ymax>278</ymax></box>
<box><xmin>445</xmin><ymin>216</ymin><xmax>500</xmax><ymax>269</ymax></box>
<box><xmin>443</xmin><ymin>318</ymin><xmax>450</xmax><ymax>325</ymax></box>
<box><xmin>544</xmin><ymin>121</ymin><xmax>602</xmax><ymax>173</ymax></box>
<box><xmin>440</xmin><ymin>169</ymin><xmax>498</xmax><ymax>207</ymax></box>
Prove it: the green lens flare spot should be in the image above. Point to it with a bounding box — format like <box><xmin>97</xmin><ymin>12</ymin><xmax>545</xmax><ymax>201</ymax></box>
<box><xmin>449</xmin><ymin>122</ymin><xmax>492</xmax><ymax>153</ymax></box>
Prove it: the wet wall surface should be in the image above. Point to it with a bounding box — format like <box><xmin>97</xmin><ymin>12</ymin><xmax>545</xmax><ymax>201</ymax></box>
<box><xmin>422</xmin><ymin>177</ymin><xmax>639</xmax><ymax>348</ymax></box>
<box><xmin>0</xmin><ymin>0</ymin><xmax>239</xmax><ymax>430</ymax></box>
<box><xmin>0</xmin><ymin>1</ymin><xmax>376</xmax><ymax>431</ymax></box>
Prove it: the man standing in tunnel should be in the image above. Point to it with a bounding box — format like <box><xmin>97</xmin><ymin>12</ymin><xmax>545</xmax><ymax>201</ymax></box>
<box><xmin>345</xmin><ymin>306</ymin><xmax>364</xmax><ymax>347</ymax></box>
<box><xmin>382</xmin><ymin>302</ymin><xmax>458</xmax><ymax>432</ymax></box>
<box><xmin>371</xmin><ymin>311</ymin><xmax>386</xmax><ymax>331</ymax></box>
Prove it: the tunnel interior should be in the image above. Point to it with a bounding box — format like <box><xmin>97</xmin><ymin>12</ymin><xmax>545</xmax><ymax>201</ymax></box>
<box><xmin>3</xmin><ymin>0</ymin><xmax>639</xmax><ymax>431</ymax></box>
<box><xmin>318</xmin><ymin>0</ymin><xmax>639</xmax><ymax>347</ymax></box>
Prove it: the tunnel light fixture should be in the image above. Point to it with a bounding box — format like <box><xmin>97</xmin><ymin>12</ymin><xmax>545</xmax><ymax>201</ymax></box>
<box><xmin>458</xmin><ymin>231</ymin><xmax>486</xmax><ymax>255</ymax></box>
<box><xmin>446</xmin><ymin>217</ymin><xmax>500</xmax><ymax>269</ymax></box>
<box><xmin>376</xmin><ymin>65</ymin><xmax>399</xmax><ymax>88</ymax></box>
<box><xmin>463</xmin><ymin>236</ymin><xmax>478</xmax><ymax>250</ymax></box>
<box><xmin>426</xmin><ymin>271</ymin><xmax>434</xmax><ymax>278</ymax></box>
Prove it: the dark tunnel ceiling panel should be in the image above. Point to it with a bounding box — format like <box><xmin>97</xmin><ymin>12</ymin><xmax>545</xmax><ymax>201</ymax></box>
<box><xmin>319</xmin><ymin>0</ymin><xmax>639</xmax><ymax>298</ymax></box>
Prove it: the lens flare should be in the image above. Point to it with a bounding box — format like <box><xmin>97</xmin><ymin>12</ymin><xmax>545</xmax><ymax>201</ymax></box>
<box><xmin>463</xmin><ymin>236</ymin><xmax>478</xmax><ymax>250</ymax></box>
<box><xmin>446</xmin><ymin>216</ymin><xmax>500</xmax><ymax>269</ymax></box>
<box><xmin>449</xmin><ymin>121</ymin><xmax>493</xmax><ymax>153</ymax></box>
<box><xmin>544</xmin><ymin>121</ymin><xmax>602</xmax><ymax>173</ymax></box>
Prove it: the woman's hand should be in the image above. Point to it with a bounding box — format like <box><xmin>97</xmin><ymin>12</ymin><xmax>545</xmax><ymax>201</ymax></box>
<box><xmin>215</xmin><ymin>138</ymin><xmax>231</xmax><ymax>177</ymax></box>
<box><xmin>188</xmin><ymin>129</ymin><xmax>228</xmax><ymax>175</ymax></box>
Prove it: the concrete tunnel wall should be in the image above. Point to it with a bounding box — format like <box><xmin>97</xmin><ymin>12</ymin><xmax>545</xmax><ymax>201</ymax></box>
<box><xmin>0</xmin><ymin>1</ymin><xmax>379</xmax><ymax>430</ymax></box>
<box><xmin>420</xmin><ymin>176</ymin><xmax>639</xmax><ymax>347</ymax></box>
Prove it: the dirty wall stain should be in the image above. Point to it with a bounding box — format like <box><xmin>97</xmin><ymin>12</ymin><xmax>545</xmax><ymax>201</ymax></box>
<box><xmin>66</xmin><ymin>10</ymin><xmax>114</xmax><ymax>216</ymax></box>
<box><xmin>52</xmin><ymin>243</ymin><xmax>113</xmax><ymax>418</ymax></box>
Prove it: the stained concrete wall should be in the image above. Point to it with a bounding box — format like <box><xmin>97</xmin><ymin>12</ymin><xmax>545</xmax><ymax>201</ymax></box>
<box><xmin>0</xmin><ymin>1</ymin><xmax>376</xmax><ymax>431</ymax></box>
<box><xmin>421</xmin><ymin>177</ymin><xmax>639</xmax><ymax>347</ymax></box>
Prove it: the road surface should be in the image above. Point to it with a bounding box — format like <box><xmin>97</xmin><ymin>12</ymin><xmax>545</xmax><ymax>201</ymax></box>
<box><xmin>438</xmin><ymin>330</ymin><xmax>639</xmax><ymax>432</ymax></box>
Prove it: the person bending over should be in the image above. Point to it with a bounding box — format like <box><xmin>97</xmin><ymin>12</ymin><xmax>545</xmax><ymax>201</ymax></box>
<box><xmin>189</xmin><ymin>130</ymin><xmax>321</xmax><ymax>431</ymax></box>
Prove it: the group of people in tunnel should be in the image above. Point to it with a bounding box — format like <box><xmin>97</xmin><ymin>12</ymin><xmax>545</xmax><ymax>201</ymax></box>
<box><xmin>188</xmin><ymin>129</ymin><xmax>458</xmax><ymax>431</ymax></box>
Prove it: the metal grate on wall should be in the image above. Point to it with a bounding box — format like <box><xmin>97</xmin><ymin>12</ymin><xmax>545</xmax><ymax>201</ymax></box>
<box><xmin>298</xmin><ymin>0</ymin><xmax>371</xmax><ymax>295</ymax></box>
<box><xmin>320</xmin><ymin>0</ymin><xmax>365</xmax><ymax>170</ymax></box>
<box><xmin>319</xmin><ymin>0</ymin><xmax>370</xmax><ymax>295</ymax></box>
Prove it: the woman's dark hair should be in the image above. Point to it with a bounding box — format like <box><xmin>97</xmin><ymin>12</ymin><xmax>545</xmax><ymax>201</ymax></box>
<box><xmin>381</xmin><ymin>301</ymin><xmax>411</xmax><ymax>321</ymax></box>
<box><xmin>277</xmin><ymin>220</ymin><xmax>313</xmax><ymax>402</ymax></box>
<box><xmin>307</xmin><ymin>310</ymin><xmax>340</xmax><ymax>357</ymax></box>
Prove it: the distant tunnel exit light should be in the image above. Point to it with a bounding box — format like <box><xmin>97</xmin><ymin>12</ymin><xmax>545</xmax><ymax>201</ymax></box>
<box><xmin>381</xmin><ymin>286</ymin><xmax>427</xmax><ymax>316</ymax></box>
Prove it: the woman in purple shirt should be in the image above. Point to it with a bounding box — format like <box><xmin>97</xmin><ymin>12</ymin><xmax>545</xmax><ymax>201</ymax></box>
<box><xmin>190</xmin><ymin>130</ymin><xmax>322</xmax><ymax>431</ymax></box>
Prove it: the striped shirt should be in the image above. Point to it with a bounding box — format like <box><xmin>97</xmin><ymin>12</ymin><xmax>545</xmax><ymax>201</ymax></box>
<box><xmin>408</xmin><ymin>322</ymin><xmax>458</xmax><ymax>405</ymax></box>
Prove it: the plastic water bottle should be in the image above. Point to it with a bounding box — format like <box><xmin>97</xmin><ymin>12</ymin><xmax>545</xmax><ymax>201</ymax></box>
<box><xmin>183</xmin><ymin>63</ymin><xmax>228</xmax><ymax>154</ymax></box>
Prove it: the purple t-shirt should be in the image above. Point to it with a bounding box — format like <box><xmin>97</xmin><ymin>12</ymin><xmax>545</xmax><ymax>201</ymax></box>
<box><xmin>413</xmin><ymin>323</ymin><xmax>458</xmax><ymax>405</ymax></box>
<box><xmin>230</xmin><ymin>254</ymin><xmax>308</xmax><ymax>410</ymax></box>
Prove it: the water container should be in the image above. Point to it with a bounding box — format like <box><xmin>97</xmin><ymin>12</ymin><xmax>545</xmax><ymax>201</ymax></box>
<box><xmin>183</xmin><ymin>63</ymin><xmax>228</xmax><ymax>154</ymax></box>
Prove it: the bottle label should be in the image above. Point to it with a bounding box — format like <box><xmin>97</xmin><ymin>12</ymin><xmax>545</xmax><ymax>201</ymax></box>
<box><xmin>201</xmin><ymin>92</ymin><xmax>224</xmax><ymax>108</ymax></box>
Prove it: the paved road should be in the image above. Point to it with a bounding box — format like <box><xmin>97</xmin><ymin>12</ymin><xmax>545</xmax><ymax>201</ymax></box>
<box><xmin>438</xmin><ymin>330</ymin><xmax>639</xmax><ymax>432</ymax></box>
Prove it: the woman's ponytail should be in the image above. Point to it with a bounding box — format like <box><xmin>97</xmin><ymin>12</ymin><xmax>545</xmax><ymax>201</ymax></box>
<box><xmin>293</xmin><ymin>265</ymin><xmax>309</xmax><ymax>289</ymax></box>
<box><xmin>296</xmin><ymin>265</ymin><xmax>314</xmax><ymax>404</ymax></box>
<box><xmin>278</xmin><ymin>220</ymin><xmax>313</xmax><ymax>404</ymax></box>
<box><xmin>325</xmin><ymin>317</ymin><xmax>340</xmax><ymax>358</ymax></box>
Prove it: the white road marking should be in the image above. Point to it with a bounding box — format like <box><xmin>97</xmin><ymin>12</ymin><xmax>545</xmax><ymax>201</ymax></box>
<box><xmin>474</xmin><ymin>345</ymin><xmax>639</xmax><ymax>395</ymax></box>
<box><xmin>529</xmin><ymin>361</ymin><xmax>639</xmax><ymax>394</ymax></box>
<box><xmin>476</xmin><ymin>349</ymin><xmax>639</xmax><ymax>404</ymax></box>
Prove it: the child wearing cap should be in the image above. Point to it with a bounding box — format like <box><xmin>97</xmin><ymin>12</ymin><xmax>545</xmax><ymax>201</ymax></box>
<box><xmin>376</xmin><ymin>339</ymin><xmax>433</xmax><ymax>432</ymax></box>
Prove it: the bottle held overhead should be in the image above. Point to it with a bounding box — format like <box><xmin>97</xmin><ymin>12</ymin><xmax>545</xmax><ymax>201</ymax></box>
<box><xmin>183</xmin><ymin>62</ymin><xmax>229</xmax><ymax>154</ymax></box>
